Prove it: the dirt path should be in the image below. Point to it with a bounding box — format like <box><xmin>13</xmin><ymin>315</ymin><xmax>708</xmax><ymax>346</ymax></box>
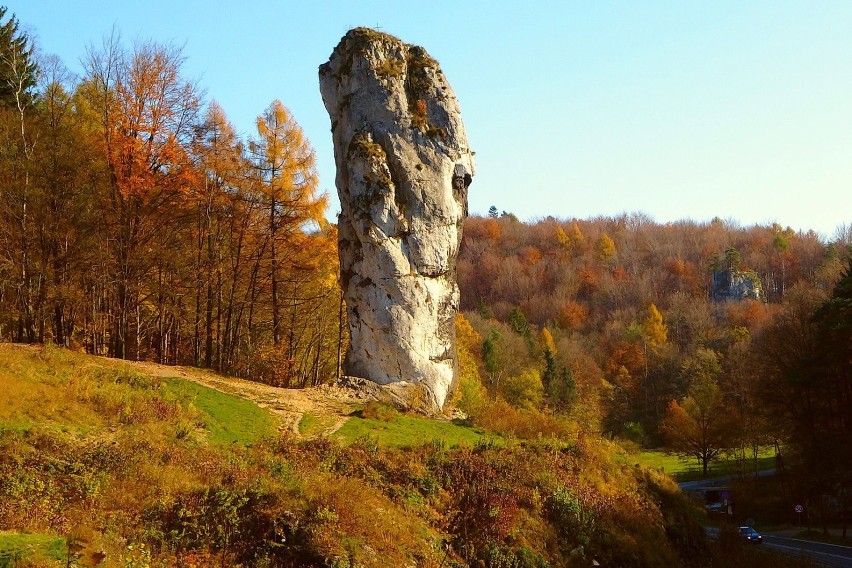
<box><xmin>95</xmin><ymin>354</ymin><xmax>359</xmax><ymax>437</ymax></box>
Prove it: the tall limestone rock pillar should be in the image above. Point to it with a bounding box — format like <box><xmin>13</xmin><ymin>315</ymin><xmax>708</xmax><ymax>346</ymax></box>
<box><xmin>319</xmin><ymin>28</ymin><xmax>474</xmax><ymax>412</ymax></box>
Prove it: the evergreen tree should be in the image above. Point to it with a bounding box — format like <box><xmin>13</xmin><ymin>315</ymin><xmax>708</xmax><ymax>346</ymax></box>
<box><xmin>476</xmin><ymin>298</ymin><xmax>492</xmax><ymax>320</ymax></box>
<box><xmin>0</xmin><ymin>6</ymin><xmax>38</xmax><ymax>109</ymax></box>
<box><xmin>539</xmin><ymin>327</ymin><xmax>557</xmax><ymax>392</ymax></box>
<box><xmin>482</xmin><ymin>329</ymin><xmax>502</xmax><ymax>379</ymax></box>
<box><xmin>508</xmin><ymin>306</ymin><xmax>530</xmax><ymax>338</ymax></box>
<box><xmin>724</xmin><ymin>247</ymin><xmax>743</xmax><ymax>271</ymax></box>
<box><xmin>810</xmin><ymin>255</ymin><xmax>852</xmax><ymax>484</ymax></box>
<box><xmin>550</xmin><ymin>366</ymin><xmax>577</xmax><ymax>410</ymax></box>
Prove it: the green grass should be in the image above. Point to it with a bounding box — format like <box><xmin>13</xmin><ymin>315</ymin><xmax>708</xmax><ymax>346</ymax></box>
<box><xmin>0</xmin><ymin>532</ymin><xmax>65</xmax><ymax>563</ymax></box>
<box><xmin>299</xmin><ymin>412</ymin><xmax>338</xmax><ymax>438</ymax></box>
<box><xmin>633</xmin><ymin>449</ymin><xmax>776</xmax><ymax>481</ymax></box>
<box><xmin>631</xmin><ymin>451</ymin><xmax>694</xmax><ymax>476</ymax></box>
<box><xmin>163</xmin><ymin>378</ymin><xmax>275</xmax><ymax>445</ymax></box>
<box><xmin>334</xmin><ymin>414</ymin><xmax>503</xmax><ymax>448</ymax></box>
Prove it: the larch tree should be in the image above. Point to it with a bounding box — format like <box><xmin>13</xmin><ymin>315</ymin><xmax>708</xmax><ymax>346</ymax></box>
<box><xmin>568</xmin><ymin>222</ymin><xmax>585</xmax><ymax>251</ymax></box>
<box><xmin>595</xmin><ymin>233</ymin><xmax>616</xmax><ymax>261</ymax></box>
<box><xmin>554</xmin><ymin>225</ymin><xmax>570</xmax><ymax>250</ymax></box>
<box><xmin>191</xmin><ymin>101</ymin><xmax>249</xmax><ymax>368</ymax></box>
<box><xmin>643</xmin><ymin>304</ymin><xmax>668</xmax><ymax>349</ymax></box>
<box><xmin>249</xmin><ymin>99</ymin><xmax>326</xmax><ymax>347</ymax></box>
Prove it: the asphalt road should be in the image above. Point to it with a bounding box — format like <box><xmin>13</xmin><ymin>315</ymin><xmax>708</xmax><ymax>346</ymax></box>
<box><xmin>761</xmin><ymin>534</ymin><xmax>852</xmax><ymax>568</ymax></box>
<box><xmin>703</xmin><ymin>527</ymin><xmax>852</xmax><ymax>567</ymax></box>
<box><xmin>682</xmin><ymin>474</ymin><xmax>852</xmax><ymax>567</ymax></box>
<box><xmin>678</xmin><ymin>468</ymin><xmax>777</xmax><ymax>492</ymax></box>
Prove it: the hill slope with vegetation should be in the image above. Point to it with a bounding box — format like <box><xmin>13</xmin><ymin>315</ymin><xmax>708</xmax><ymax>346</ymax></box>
<box><xmin>0</xmin><ymin>343</ymin><xmax>716</xmax><ymax>567</ymax></box>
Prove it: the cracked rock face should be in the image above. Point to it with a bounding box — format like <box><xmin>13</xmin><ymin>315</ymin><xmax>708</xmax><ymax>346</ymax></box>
<box><xmin>320</xmin><ymin>28</ymin><xmax>474</xmax><ymax>412</ymax></box>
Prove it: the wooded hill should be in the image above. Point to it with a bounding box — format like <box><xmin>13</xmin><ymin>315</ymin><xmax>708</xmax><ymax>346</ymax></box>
<box><xmin>458</xmin><ymin>212</ymin><xmax>850</xmax><ymax>443</ymax></box>
<box><xmin>1</xmin><ymin>344</ymin><xmax>816</xmax><ymax>567</ymax></box>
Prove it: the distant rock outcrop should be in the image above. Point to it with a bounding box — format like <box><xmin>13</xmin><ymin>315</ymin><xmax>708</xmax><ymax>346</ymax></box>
<box><xmin>711</xmin><ymin>269</ymin><xmax>762</xmax><ymax>302</ymax></box>
<box><xmin>319</xmin><ymin>28</ymin><xmax>474</xmax><ymax>412</ymax></box>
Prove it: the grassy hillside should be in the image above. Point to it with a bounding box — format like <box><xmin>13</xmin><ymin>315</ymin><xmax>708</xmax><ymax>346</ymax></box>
<box><xmin>162</xmin><ymin>378</ymin><xmax>274</xmax><ymax>445</ymax></box>
<box><xmin>330</xmin><ymin>402</ymin><xmax>503</xmax><ymax>448</ymax></box>
<box><xmin>0</xmin><ymin>532</ymin><xmax>65</xmax><ymax>565</ymax></box>
<box><xmin>630</xmin><ymin>449</ymin><xmax>776</xmax><ymax>482</ymax></box>
<box><xmin>0</xmin><ymin>344</ymin><xmax>809</xmax><ymax>567</ymax></box>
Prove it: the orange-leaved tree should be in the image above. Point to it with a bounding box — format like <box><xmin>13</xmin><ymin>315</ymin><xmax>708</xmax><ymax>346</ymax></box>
<box><xmin>660</xmin><ymin>371</ymin><xmax>734</xmax><ymax>477</ymax></box>
<box><xmin>84</xmin><ymin>34</ymin><xmax>200</xmax><ymax>359</ymax></box>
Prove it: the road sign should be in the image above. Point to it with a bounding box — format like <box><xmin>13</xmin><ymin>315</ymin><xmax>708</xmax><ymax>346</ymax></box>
<box><xmin>795</xmin><ymin>504</ymin><xmax>804</xmax><ymax>513</ymax></box>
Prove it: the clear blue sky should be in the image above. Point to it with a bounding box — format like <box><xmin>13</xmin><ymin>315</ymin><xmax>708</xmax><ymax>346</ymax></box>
<box><xmin>13</xmin><ymin>1</ymin><xmax>852</xmax><ymax>237</ymax></box>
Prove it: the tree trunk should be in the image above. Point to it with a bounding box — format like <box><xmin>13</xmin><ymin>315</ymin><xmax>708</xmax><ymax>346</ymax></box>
<box><xmin>54</xmin><ymin>304</ymin><xmax>64</xmax><ymax>347</ymax></box>
<box><xmin>205</xmin><ymin>213</ymin><xmax>215</xmax><ymax>368</ymax></box>
<box><xmin>114</xmin><ymin>277</ymin><xmax>127</xmax><ymax>359</ymax></box>
<box><xmin>270</xmin><ymin>197</ymin><xmax>279</xmax><ymax>345</ymax></box>
<box><xmin>337</xmin><ymin>292</ymin><xmax>345</xmax><ymax>380</ymax></box>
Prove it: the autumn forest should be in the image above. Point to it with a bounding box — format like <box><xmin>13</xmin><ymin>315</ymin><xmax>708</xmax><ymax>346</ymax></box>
<box><xmin>2</xmin><ymin>8</ymin><xmax>852</xmax><ymax>567</ymax></box>
<box><xmin>0</xmin><ymin>23</ymin><xmax>340</xmax><ymax>385</ymax></box>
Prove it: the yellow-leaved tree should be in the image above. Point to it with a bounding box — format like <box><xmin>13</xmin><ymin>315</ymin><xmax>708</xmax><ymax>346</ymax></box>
<box><xmin>595</xmin><ymin>233</ymin><xmax>616</xmax><ymax>261</ymax></box>
<box><xmin>191</xmin><ymin>100</ymin><xmax>250</xmax><ymax>369</ymax></box>
<box><xmin>554</xmin><ymin>226</ymin><xmax>570</xmax><ymax>249</ymax></box>
<box><xmin>454</xmin><ymin>313</ymin><xmax>487</xmax><ymax>416</ymax></box>
<box><xmin>250</xmin><ymin>100</ymin><xmax>327</xmax><ymax>347</ymax></box>
<box><xmin>539</xmin><ymin>327</ymin><xmax>556</xmax><ymax>354</ymax></box>
<box><xmin>642</xmin><ymin>304</ymin><xmax>668</xmax><ymax>349</ymax></box>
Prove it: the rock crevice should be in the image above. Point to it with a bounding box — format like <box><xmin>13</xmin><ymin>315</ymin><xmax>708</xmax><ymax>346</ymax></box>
<box><xmin>320</xmin><ymin>28</ymin><xmax>474</xmax><ymax>411</ymax></box>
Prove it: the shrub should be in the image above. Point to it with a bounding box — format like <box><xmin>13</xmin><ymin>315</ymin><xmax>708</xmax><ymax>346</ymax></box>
<box><xmin>546</xmin><ymin>487</ymin><xmax>597</xmax><ymax>547</ymax></box>
<box><xmin>500</xmin><ymin>369</ymin><xmax>544</xmax><ymax>410</ymax></box>
<box><xmin>474</xmin><ymin>398</ymin><xmax>573</xmax><ymax>440</ymax></box>
<box><xmin>361</xmin><ymin>401</ymin><xmax>398</xmax><ymax>422</ymax></box>
<box><xmin>442</xmin><ymin>449</ymin><xmax>521</xmax><ymax>565</ymax></box>
<box><xmin>236</xmin><ymin>343</ymin><xmax>295</xmax><ymax>387</ymax></box>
